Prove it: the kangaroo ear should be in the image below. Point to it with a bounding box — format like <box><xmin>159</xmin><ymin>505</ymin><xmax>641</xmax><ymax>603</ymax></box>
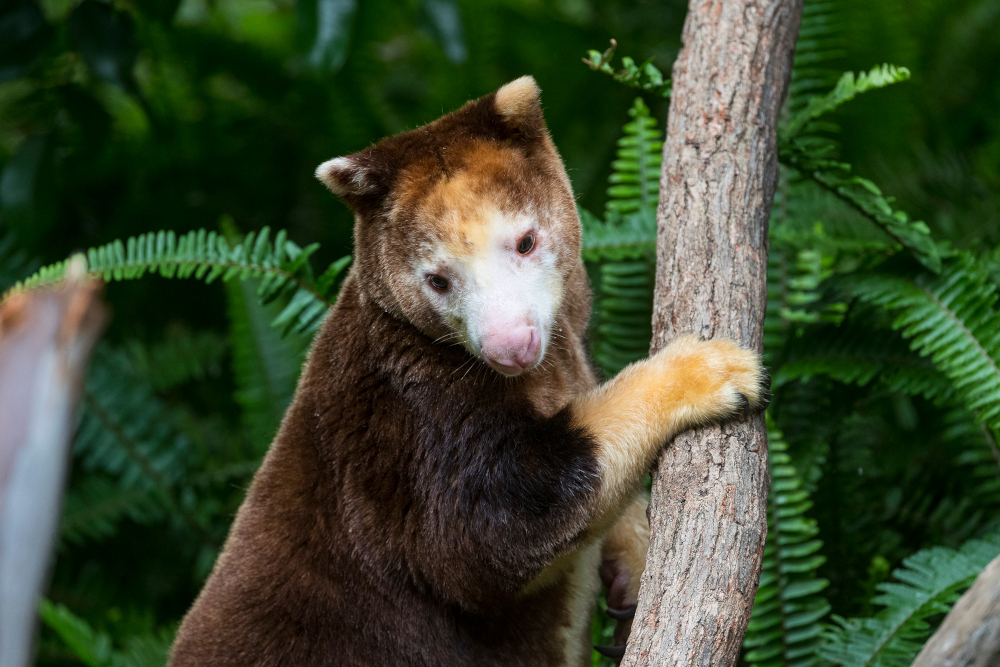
<box><xmin>493</xmin><ymin>75</ymin><xmax>543</xmax><ymax>133</ymax></box>
<box><xmin>315</xmin><ymin>156</ymin><xmax>381</xmax><ymax>198</ymax></box>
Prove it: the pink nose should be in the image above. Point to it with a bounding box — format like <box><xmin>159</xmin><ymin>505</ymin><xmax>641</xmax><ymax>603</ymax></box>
<box><xmin>482</xmin><ymin>325</ymin><xmax>541</xmax><ymax>375</ymax></box>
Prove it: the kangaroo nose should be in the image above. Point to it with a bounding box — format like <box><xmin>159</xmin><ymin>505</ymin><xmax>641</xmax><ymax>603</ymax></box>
<box><xmin>482</xmin><ymin>325</ymin><xmax>541</xmax><ymax>376</ymax></box>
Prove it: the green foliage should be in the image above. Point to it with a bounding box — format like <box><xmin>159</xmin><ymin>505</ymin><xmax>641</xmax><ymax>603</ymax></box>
<box><xmin>774</xmin><ymin>322</ymin><xmax>953</xmax><ymax>403</ymax></box>
<box><xmin>124</xmin><ymin>328</ymin><xmax>228</xmax><ymax>392</ymax></box>
<box><xmin>8</xmin><ymin>226</ymin><xmax>352</xmax><ymax>337</ymax></box>
<box><xmin>226</xmin><ymin>276</ymin><xmax>310</xmax><ymax>453</ymax></box>
<box><xmin>604</xmin><ymin>97</ymin><xmax>663</xmax><ymax>216</ymax></box>
<box><xmin>306</xmin><ymin>0</ymin><xmax>359</xmax><ymax>74</ymax></box>
<box><xmin>1</xmin><ymin>0</ymin><xmax>997</xmax><ymax>664</ymax></box>
<box><xmin>782</xmin><ymin>65</ymin><xmax>911</xmax><ymax>141</ymax></box>
<box><xmin>60</xmin><ymin>476</ymin><xmax>159</xmax><ymax>546</ymax></box>
<box><xmin>39</xmin><ymin>599</ymin><xmax>173</xmax><ymax>667</ymax></box>
<box><xmin>75</xmin><ymin>346</ymin><xmax>210</xmax><ymax>542</ymax></box>
<box><xmin>788</xmin><ymin>0</ymin><xmax>845</xmax><ymax>111</ymax></box>
<box><xmin>580</xmin><ymin>97</ymin><xmax>659</xmax><ymax>377</ymax></box>
<box><xmin>743</xmin><ymin>423</ymin><xmax>831</xmax><ymax>667</ymax></box>
<box><xmin>38</xmin><ymin>599</ymin><xmax>113</xmax><ymax>667</ymax></box>
<box><xmin>820</xmin><ymin>532</ymin><xmax>1000</xmax><ymax>666</ymax></box>
<box><xmin>844</xmin><ymin>253</ymin><xmax>1000</xmax><ymax>436</ymax></box>
<box><xmin>580</xmin><ymin>206</ymin><xmax>656</xmax><ymax>263</ymax></box>
<box><xmin>583</xmin><ymin>40</ymin><xmax>672</xmax><ymax>98</ymax></box>
<box><xmin>782</xmin><ymin>144</ymin><xmax>943</xmax><ymax>273</ymax></box>
<box><xmin>591</xmin><ymin>260</ymin><xmax>655</xmax><ymax>377</ymax></box>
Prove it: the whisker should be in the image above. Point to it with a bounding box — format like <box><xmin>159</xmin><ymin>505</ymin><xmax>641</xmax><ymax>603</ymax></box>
<box><xmin>462</xmin><ymin>358</ymin><xmax>479</xmax><ymax>381</ymax></box>
<box><xmin>433</xmin><ymin>332</ymin><xmax>461</xmax><ymax>344</ymax></box>
<box><xmin>451</xmin><ymin>357</ymin><xmax>475</xmax><ymax>377</ymax></box>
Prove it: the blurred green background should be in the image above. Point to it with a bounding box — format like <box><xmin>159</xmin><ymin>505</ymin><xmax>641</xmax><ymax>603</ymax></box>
<box><xmin>3</xmin><ymin>0</ymin><xmax>1000</xmax><ymax>665</ymax></box>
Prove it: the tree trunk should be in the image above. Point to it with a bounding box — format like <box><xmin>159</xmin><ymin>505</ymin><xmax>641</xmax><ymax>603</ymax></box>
<box><xmin>622</xmin><ymin>2</ymin><xmax>802</xmax><ymax>665</ymax></box>
<box><xmin>910</xmin><ymin>553</ymin><xmax>1000</xmax><ymax>667</ymax></box>
<box><xmin>0</xmin><ymin>272</ymin><xmax>105</xmax><ymax>667</ymax></box>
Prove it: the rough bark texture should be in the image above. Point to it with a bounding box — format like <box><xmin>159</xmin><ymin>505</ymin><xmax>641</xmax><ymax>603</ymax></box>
<box><xmin>623</xmin><ymin>2</ymin><xmax>802</xmax><ymax>665</ymax></box>
<box><xmin>910</xmin><ymin>554</ymin><xmax>1000</xmax><ymax>667</ymax></box>
<box><xmin>0</xmin><ymin>275</ymin><xmax>105</xmax><ymax>667</ymax></box>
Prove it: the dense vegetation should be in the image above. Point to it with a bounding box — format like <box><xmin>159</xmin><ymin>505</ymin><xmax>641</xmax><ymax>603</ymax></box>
<box><xmin>3</xmin><ymin>0</ymin><xmax>1000</xmax><ymax>665</ymax></box>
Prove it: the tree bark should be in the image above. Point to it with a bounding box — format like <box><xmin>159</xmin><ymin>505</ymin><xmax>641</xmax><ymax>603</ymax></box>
<box><xmin>910</xmin><ymin>554</ymin><xmax>1000</xmax><ymax>667</ymax></box>
<box><xmin>622</xmin><ymin>2</ymin><xmax>801</xmax><ymax>665</ymax></box>
<box><xmin>0</xmin><ymin>272</ymin><xmax>105</xmax><ymax>667</ymax></box>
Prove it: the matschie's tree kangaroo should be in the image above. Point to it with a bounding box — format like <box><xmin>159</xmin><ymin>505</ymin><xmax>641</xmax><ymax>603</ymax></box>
<box><xmin>168</xmin><ymin>76</ymin><xmax>769</xmax><ymax>667</ymax></box>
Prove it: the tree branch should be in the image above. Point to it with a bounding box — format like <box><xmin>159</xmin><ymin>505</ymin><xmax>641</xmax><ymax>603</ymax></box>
<box><xmin>0</xmin><ymin>271</ymin><xmax>106</xmax><ymax>667</ymax></box>
<box><xmin>624</xmin><ymin>1</ymin><xmax>802</xmax><ymax>665</ymax></box>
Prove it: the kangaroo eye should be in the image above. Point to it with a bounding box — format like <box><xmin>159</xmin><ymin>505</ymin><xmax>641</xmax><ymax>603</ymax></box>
<box><xmin>427</xmin><ymin>275</ymin><xmax>450</xmax><ymax>292</ymax></box>
<box><xmin>517</xmin><ymin>232</ymin><xmax>535</xmax><ymax>255</ymax></box>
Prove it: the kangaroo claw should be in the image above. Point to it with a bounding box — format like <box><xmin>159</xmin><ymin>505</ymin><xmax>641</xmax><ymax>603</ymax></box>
<box><xmin>736</xmin><ymin>392</ymin><xmax>751</xmax><ymax>421</ymax></box>
<box><xmin>605</xmin><ymin>605</ymin><xmax>636</xmax><ymax>621</ymax></box>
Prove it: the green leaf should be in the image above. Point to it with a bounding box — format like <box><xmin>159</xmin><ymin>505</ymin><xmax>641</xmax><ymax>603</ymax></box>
<box><xmin>580</xmin><ymin>207</ymin><xmax>657</xmax><ymax>262</ymax></box>
<box><xmin>0</xmin><ymin>0</ymin><xmax>52</xmax><ymax>83</ymax></box>
<box><xmin>820</xmin><ymin>533</ymin><xmax>1000</xmax><ymax>666</ymax></box>
<box><xmin>5</xmin><ymin>225</ymin><xmax>351</xmax><ymax>339</ymax></box>
<box><xmin>38</xmin><ymin>599</ymin><xmax>113</xmax><ymax>667</ymax></box>
<box><xmin>782</xmin><ymin>65</ymin><xmax>911</xmax><ymax>141</ymax></box>
<box><xmin>226</xmin><ymin>276</ymin><xmax>310</xmax><ymax>454</ymax></box>
<box><xmin>60</xmin><ymin>475</ymin><xmax>160</xmax><ymax>545</ymax></box>
<box><xmin>108</xmin><ymin>628</ymin><xmax>175</xmax><ymax>667</ymax></box>
<box><xmin>844</xmin><ymin>254</ymin><xmax>1000</xmax><ymax>437</ymax></box>
<box><xmin>743</xmin><ymin>422</ymin><xmax>830</xmax><ymax>667</ymax></box>
<box><xmin>582</xmin><ymin>40</ymin><xmax>671</xmax><ymax>97</ymax></box>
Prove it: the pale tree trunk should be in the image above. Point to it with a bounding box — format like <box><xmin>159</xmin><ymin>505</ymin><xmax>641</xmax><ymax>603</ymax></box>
<box><xmin>0</xmin><ymin>272</ymin><xmax>105</xmax><ymax>667</ymax></box>
<box><xmin>910</xmin><ymin>553</ymin><xmax>1000</xmax><ymax>667</ymax></box>
<box><xmin>622</xmin><ymin>1</ymin><xmax>802</xmax><ymax>665</ymax></box>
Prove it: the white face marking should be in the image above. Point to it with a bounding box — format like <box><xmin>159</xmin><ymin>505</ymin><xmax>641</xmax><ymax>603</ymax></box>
<box><xmin>418</xmin><ymin>209</ymin><xmax>564</xmax><ymax>376</ymax></box>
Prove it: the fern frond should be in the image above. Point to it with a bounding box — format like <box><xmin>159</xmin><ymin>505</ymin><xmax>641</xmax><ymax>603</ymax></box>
<box><xmin>947</xmin><ymin>409</ymin><xmax>1000</xmax><ymax>514</ymax></box>
<box><xmin>774</xmin><ymin>323</ymin><xmax>953</xmax><ymax>403</ymax></box>
<box><xmin>38</xmin><ymin>599</ymin><xmax>113</xmax><ymax>667</ymax></box>
<box><xmin>605</xmin><ymin>98</ymin><xmax>663</xmax><ymax>215</ymax></box>
<box><xmin>38</xmin><ymin>599</ymin><xmax>174</xmax><ymax>667</ymax></box>
<box><xmin>583</xmin><ymin>40</ymin><xmax>671</xmax><ymax>97</ymax></box>
<box><xmin>580</xmin><ymin>207</ymin><xmax>656</xmax><ymax>262</ymax></box>
<box><xmin>743</xmin><ymin>422</ymin><xmax>830</xmax><ymax>667</ymax></box>
<box><xmin>4</xmin><ymin>225</ymin><xmax>352</xmax><ymax>337</ymax></box>
<box><xmin>226</xmin><ymin>277</ymin><xmax>310</xmax><ymax>454</ymax></box>
<box><xmin>108</xmin><ymin>628</ymin><xmax>174</xmax><ymax>667</ymax></box>
<box><xmin>820</xmin><ymin>532</ymin><xmax>1000</xmax><ymax>666</ymax></box>
<box><xmin>591</xmin><ymin>260</ymin><xmax>654</xmax><ymax>377</ymax></box>
<box><xmin>125</xmin><ymin>328</ymin><xmax>228</xmax><ymax>391</ymax></box>
<box><xmin>783</xmin><ymin>65</ymin><xmax>911</xmax><ymax>141</ymax></box>
<box><xmin>782</xmin><ymin>144</ymin><xmax>942</xmax><ymax>273</ymax></box>
<box><xmin>844</xmin><ymin>254</ymin><xmax>1000</xmax><ymax>436</ymax></box>
<box><xmin>76</xmin><ymin>346</ymin><xmax>210</xmax><ymax>542</ymax></box>
<box><xmin>583</xmin><ymin>98</ymin><xmax>662</xmax><ymax>377</ymax></box>
<box><xmin>60</xmin><ymin>476</ymin><xmax>160</xmax><ymax>545</ymax></box>
<box><xmin>776</xmin><ymin>37</ymin><xmax>937</xmax><ymax>273</ymax></box>
<box><xmin>788</xmin><ymin>0</ymin><xmax>845</xmax><ymax>112</ymax></box>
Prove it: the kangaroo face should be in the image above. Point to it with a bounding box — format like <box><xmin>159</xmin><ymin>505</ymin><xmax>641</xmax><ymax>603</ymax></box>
<box><xmin>316</xmin><ymin>77</ymin><xmax>581</xmax><ymax>377</ymax></box>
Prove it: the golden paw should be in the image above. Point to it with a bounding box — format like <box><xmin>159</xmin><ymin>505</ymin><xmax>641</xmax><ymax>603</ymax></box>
<box><xmin>655</xmin><ymin>335</ymin><xmax>770</xmax><ymax>424</ymax></box>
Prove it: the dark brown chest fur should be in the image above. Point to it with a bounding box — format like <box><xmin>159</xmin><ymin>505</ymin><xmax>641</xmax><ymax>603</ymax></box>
<box><xmin>168</xmin><ymin>277</ymin><xmax>601</xmax><ymax>667</ymax></box>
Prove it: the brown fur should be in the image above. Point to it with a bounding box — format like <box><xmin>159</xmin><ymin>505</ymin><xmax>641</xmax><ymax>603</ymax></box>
<box><xmin>169</xmin><ymin>77</ymin><xmax>767</xmax><ymax>667</ymax></box>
